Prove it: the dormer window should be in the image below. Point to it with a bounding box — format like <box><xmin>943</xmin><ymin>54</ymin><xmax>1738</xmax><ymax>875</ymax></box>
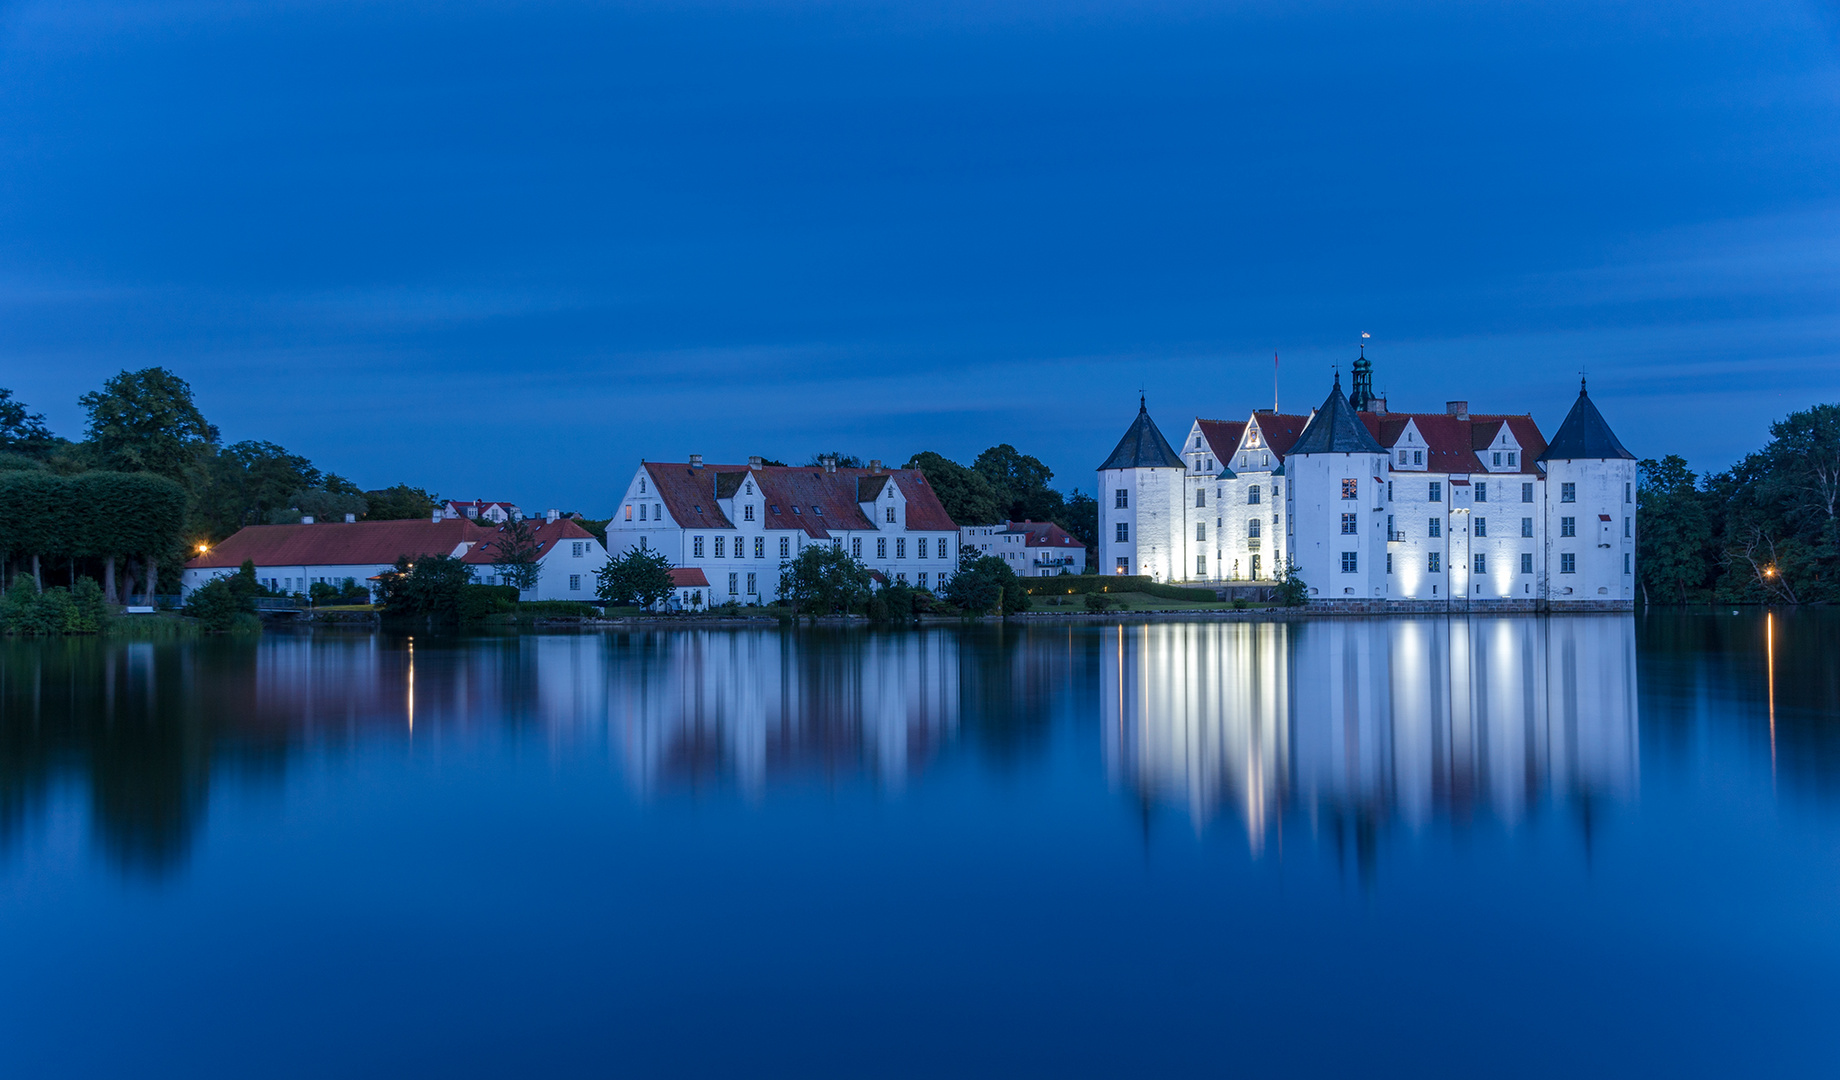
<box><xmin>792</xmin><ymin>506</ymin><xmax>801</xmax><ymax>515</ymax></box>
<box><xmin>771</xmin><ymin>504</ymin><xmax>780</xmax><ymax>514</ymax></box>
<box><xmin>1508</xmin><ymin>452</ymin><xmax>1517</xmax><ymax>467</ymax></box>
<box><xmin>745</xmin><ymin>481</ymin><xmax>754</xmax><ymax>494</ymax></box>
<box><xmin>639</xmin><ymin>479</ymin><xmax>647</xmax><ymax>492</ymax></box>
<box><xmin>813</xmin><ymin>506</ymin><xmax>823</xmax><ymax>515</ymax></box>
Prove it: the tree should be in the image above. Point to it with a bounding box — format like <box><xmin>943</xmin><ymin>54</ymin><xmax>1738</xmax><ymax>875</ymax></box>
<box><xmin>596</xmin><ymin>546</ymin><xmax>676</xmax><ymax>609</ymax></box>
<box><xmin>482</xmin><ymin>515</ymin><xmax>543</xmax><ymax>593</ymax></box>
<box><xmin>1060</xmin><ymin>489</ymin><xmax>1098</xmax><ymax>552</ymax></box>
<box><xmin>944</xmin><ymin>552</ymin><xmax>1028</xmax><ymax>615</ymax></box>
<box><xmin>79</xmin><ymin>368</ymin><xmax>219</xmax><ymax>481</ymax></box>
<box><xmin>1275</xmin><ymin>561</ymin><xmax>1308</xmax><ymax>606</ymax></box>
<box><xmin>804</xmin><ymin>452</ymin><xmax>864</xmax><ymax>468</ymax></box>
<box><xmin>778</xmin><ymin>543</ymin><xmax>873</xmax><ymax>617</ymax></box>
<box><xmin>195</xmin><ymin>440</ymin><xmax>321</xmax><ymax>536</ymax></box>
<box><xmin>906</xmin><ymin>451</ymin><xmax>1002</xmax><ymax>525</ymax></box>
<box><xmin>974</xmin><ymin>444</ymin><xmax>1064</xmax><ymax>523</ymax></box>
<box><xmin>1638</xmin><ymin>456</ymin><xmax>1712</xmax><ymax>604</ymax></box>
<box><xmin>269</xmin><ymin>486</ymin><xmax>368</xmax><ymax>525</ymax></box>
<box><xmin>0</xmin><ymin>388</ymin><xmax>55</xmax><ymax>457</ymax></box>
<box><xmin>183</xmin><ymin>576</ymin><xmax>257</xmax><ymax>633</ymax></box>
<box><xmin>374</xmin><ymin>554</ymin><xmax>474</xmax><ymax>620</ymax></box>
<box><xmin>364</xmin><ymin>484</ymin><xmax>439</xmax><ymax>521</ymax></box>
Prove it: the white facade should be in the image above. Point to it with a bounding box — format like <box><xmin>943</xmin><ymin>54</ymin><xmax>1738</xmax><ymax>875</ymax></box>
<box><xmin>609</xmin><ymin>461</ymin><xmax>962</xmax><ymax>603</ymax></box>
<box><xmin>1095</xmin><ymin>378</ymin><xmax>1638</xmax><ymax>608</ymax></box>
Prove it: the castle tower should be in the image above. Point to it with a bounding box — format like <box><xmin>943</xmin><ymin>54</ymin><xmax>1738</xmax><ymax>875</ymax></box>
<box><xmin>1284</xmin><ymin>373</ymin><xmax>1389</xmax><ymax>602</ymax></box>
<box><xmin>1097</xmin><ymin>397</ymin><xmax>1186</xmax><ymax>580</ymax></box>
<box><xmin>1536</xmin><ymin>379</ymin><xmax>1637</xmax><ymax>608</ymax></box>
<box><xmin>1349</xmin><ymin>345</ymin><xmax>1375</xmax><ymax>412</ymax></box>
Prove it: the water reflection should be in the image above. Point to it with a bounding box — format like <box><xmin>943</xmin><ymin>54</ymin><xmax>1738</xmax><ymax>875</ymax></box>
<box><xmin>1102</xmin><ymin>618</ymin><xmax>1641</xmax><ymax>852</ymax></box>
<box><xmin>3</xmin><ymin>613</ymin><xmax>1837</xmax><ymax>880</ymax></box>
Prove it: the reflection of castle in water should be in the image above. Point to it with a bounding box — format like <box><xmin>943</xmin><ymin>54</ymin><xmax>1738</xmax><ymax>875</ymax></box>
<box><xmin>1102</xmin><ymin>617</ymin><xmax>1639</xmax><ymax>849</ymax></box>
<box><xmin>606</xmin><ymin>630</ymin><xmax>960</xmax><ymax>796</ymax></box>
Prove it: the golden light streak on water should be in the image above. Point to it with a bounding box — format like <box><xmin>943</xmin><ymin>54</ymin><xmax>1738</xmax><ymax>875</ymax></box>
<box><xmin>1766</xmin><ymin>612</ymin><xmax>1775</xmax><ymax>782</ymax></box>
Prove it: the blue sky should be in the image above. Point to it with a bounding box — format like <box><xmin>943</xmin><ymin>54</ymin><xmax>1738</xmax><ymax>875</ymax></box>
<box><xmin>2</xmin><ymin>0</ymin><xmax>1837</xmax><ymax>511</ymax></box>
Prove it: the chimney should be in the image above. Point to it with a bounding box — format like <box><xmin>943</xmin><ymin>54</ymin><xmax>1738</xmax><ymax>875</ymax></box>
<box><xmin>300</xmin><ymin>515</ymin><xmax>315</xmax><ymax>525</ymax></box>
<box><xmin>748</xmin><ymin>455</ymin><xmax>763</xmax><ymax>468</ymax></box>
<box><xmin>344</xmin><ymin>513</ymin><xmax>356</xmax><ymax>523</ymax></box>
<box><xmin>869</xmin><ymin>459</ymin><xmax>883</xmax><ymax>472</ymax></box>
<box><xmin>1446</xmin><ymin>401</ymin><xmax>1469</xmax><ymax>420</ymax></box>
<box><xmin>546</xmin><ymin>509</ymin><xmax>559</xmax><ymax>523</ymax></box>
<box><xmin>689</xmin><ymin>454</ymin><xmax>703</xmax><ymax>468</ymax></box>
<box><xmin>822</xmin><ymin>456</ymin><xmax>837</xmax><ymax>473</ymax></box>
<box><xmin>432</xmin><ymin>509</ymin><xmax>442</xmax><ymax>523</ymax></box>
<box><xmin>1372</xmin><ymin>397</ymin><xmax>1388</xmax><ymax>416</ymax></box>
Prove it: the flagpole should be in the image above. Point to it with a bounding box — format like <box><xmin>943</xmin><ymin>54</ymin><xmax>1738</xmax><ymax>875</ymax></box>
<box><xmin>1273</xmin><ymin>351</ymin><xmax>1279</xmax><ymax>413</ymax></box>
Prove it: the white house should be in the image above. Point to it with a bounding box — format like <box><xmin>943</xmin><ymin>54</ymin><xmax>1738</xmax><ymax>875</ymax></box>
<box><xmin>181</xmin><ymin>518</ymin><xmax>494</xmax><ymax>599</ymax></box>
<box><xmin>961</xmin><ymin>521</ymin><xmax>1087</xmax><ymax>577</ymax></box>
<box><xmin>607</xmin><ymin>456</ymin><xmax>961</xmax><ymax>603</ymax></box>
<box><xmin>1096</xmin><ymin>358</ymin><xmax>1637</xmax><ymax>610</ymax></box>
<box><xmin>443</xmin><ymin>499</ymin><xmax>522</xmax><ymax>523</ymax></box>
<box><xmin>463</xmin><ymin>515</ymin><xmax>610</xmax><ymax>601</ymax></box>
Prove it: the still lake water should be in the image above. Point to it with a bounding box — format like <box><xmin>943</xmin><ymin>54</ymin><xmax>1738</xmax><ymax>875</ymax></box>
<box><xmin>2</xmin><ymin>613</ymin><xmax>1837</xmax><ymax>1077</ymax></box>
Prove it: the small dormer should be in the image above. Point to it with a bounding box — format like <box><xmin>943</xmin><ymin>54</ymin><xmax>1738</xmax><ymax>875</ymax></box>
<box><xmin>858</xmin><ymin>473</ymin><xmax>905</xmax><ymax>529</ymax></box>
<box><xmin>1477</xmin><ymin>423</ymin><xmax>1523</xmax><ymax>473</ymax></box>
<box><xmin>1388</xmin><ymin>419</ymin><xmax>1428</xmax><ymax>471</ymax></box>
<box><xmin>1237</xmin><ymin>424</ymin><xmax>1274</xmax><ymax>472</ymax></box>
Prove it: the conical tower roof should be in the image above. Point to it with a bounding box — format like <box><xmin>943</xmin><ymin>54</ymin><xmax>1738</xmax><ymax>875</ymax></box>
<box><xmin>1098</xmin><ymin>397</ymin><xmax>1184</xmax><ymax>470</ymax></box>
<box><xmin>1289</xmin><ymin>373</ymin><xmax>1385</xmax><ymax>455</ymax></box>
<box><xmin>1537</xmin><ymin>381</ymin><xmax>1634</xmax><ymax>462</ymax></box>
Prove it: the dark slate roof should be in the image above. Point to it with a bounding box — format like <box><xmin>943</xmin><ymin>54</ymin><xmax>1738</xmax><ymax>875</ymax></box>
<box><xmin>1538</xmin><ymin>383</ymin><xmax>1635</xmax><ymax>462</ymax></box>
<box><xmin>1098</xmin><ymin>400</ymin><xmax>1185</xmax><ymax>470</ymax></box>
<box><xmin>1288</xmin><ymin>377</ymin><xmax>1385</xmax><ymax>455</ymax></box>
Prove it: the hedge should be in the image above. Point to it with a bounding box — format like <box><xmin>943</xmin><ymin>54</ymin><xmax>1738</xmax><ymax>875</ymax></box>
<box><xmin>1021</xmin><ymin>575</ymin><xmax>1218</xmax><ymax>602</ymax></box>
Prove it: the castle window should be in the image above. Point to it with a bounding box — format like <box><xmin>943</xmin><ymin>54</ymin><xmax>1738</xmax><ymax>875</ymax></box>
<box><xmin>744</xmin><ymin>505</ymin><xmax>755</xmax><ymax>521</ymax></box>
<box><xmin>1492</xmin><ymin>452</ymin><xmax>1501</xmax><ymax>467</ymax></box>
<box><xmin>1476</xmin><ymin>482</ymin><xmax>1488</xmax><ymax>502</ymax></box>
<box><xmin>896</xmin><ymin>538</ymin><xmax>907</xmax><ymax>559</ymax></box>
<box><xmin>1508</xmin><ymin>452</ymin><xmax>1518</xmax><ymax>467</ymax></box>
<box><xmin>1561</xmin><ymin>483</ymin><xmax>1576</xmax><ymax>503</ymax></box>
<box><xmin>1196</xmin><ymin>522</ymin><xmax>1206</xmax><ymax>542</ymax></box>
<box><xmin>1625</xmin><ymin>517</ymin><xmax>1631</xmax><ymax>538</ymax></box>
<box><xmin>851</xmin><ymin>537</ymin><xmax>862</xmax><ymax>558</ymax></box>
<box><xmin>1249</xmin><ymin>485</ymin><xmax>1261</xmax><ymax>505</ymax></box>
<box><xmin>754</xmin><ymin>537</ymin><xmax>765</xmax><ymax>558</ymax></box>
<box><xmin>1414</xmin><ymin>450</ymin><xmax>1423</xmax><ymax>465</ymax></box>
<box><xmin>779</xmin><ymin>537</ymin><xmax>790</xmax><ymax>558</ymax></box>
<box><xmin>1625</xmin><ymin>553</ymin><xmax>1632</xmax><ymax>574</ymax></box>
<box><xmin>1429</xmin><ymin>481</ymin><xmax>1442</xmax><ymax>502</ymax></box>
<box><xmin>714</xmin><ymin>536</ymin><xmax>725</xmax><ymax>558</ymax></box>
<box><xmin>1429</xmin><ymin>518</ymin><xmax>1442</xmax><ymax>538</ymax></box>
<box><xmin>937</xmin><ymin>538</ymin><xmax>948</xmax><ymax>558</ymax></box>
<box><xmin>1341</xmin><ymin>478</ymin><xmax>1358</xmax><ymax>499</ymax></box>
<box><xmin>1428</xmin><ymin>552</ymin><xmax>1441</xmax><ymax>573</ymax></box>
<box><xmin>1398</xmin><ymin>450</ymin><xmax>1408</xmax><ymax>465</ymax></box>
<box><xmin>1341</xmin><ymin>551</ymin><xmax>1358</xmax><ymax>573</ymax></box>
<box><xmin>1115</xmin><ymin>489</ymin><xmax>1128</xmax><ymax>509</ymax></box>
<box><xmin>1522</xmin><ymin>517</ymin><xmax>1533</xmax><ymax>538</ymax></box>
<box><xmin>1115</xmin><ymin>522</ymin><xmax>1129</xmax><ymax>543</ymax></box>
<box><xmin>1248</xmin><ymin>519</ymin><xmax>1261</xmax><ymax>539</ymax></box>
<box><xmin>1474</xmin><ymin>554</ymin><xmax>1487</xmax><ymax>574</ymax></box>
<box><xmin>1561</xmin><ymin>517</ymin><xmax>1576</xmax><ymax>537</ymax></box>
<box><xmin>877</xmin><ymin>538</ymin><xmax>888</xmax><ymax>559</ymax></box>
<box><xmin>1522</xmin><ymin>553</ymin><xmax>1534</xmax><ymax>574</ymax></box>
<box><xmin>1340</xmin><ymin>513</ymin><xmax>1357</xmax><ymax>535</ymax></box>
<box><xmin>1196</xmin><ymin>488</ymin><xmax>1206</xmax><ymax>508</ymax></box>
<box><xmin>1522</xmin><ymin>483</ymin><xmax>1534</xmax><ymax>503</ymax></box>
<box><xmin>1474</xmin><ymin>517</ymin><xmax>1487</xmax><ymax>537</ymax></box>
<box><xmin>1561</xmin><ymin>553</ymin><xmax>1576</xmax><ymax>574</ymax></box>
<box><xmin>693</xmin><ymin>536</ymin><xmax>705</xmax><ymax>558</ymax></box>
<box><xmin>885</xmin><ymin>506</ymin><xmax>895</xmax><ymax>523</ymax></box>
<box><xmin>1197</xmin><ymin>554</ymin><xmax>1207</xmax><ymax>576</ymax></box>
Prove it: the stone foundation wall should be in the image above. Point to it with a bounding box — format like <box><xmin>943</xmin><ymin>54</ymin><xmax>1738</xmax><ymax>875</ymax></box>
<box><xmin>1306</xmin><ymin>598</ymin><xmax>1633</xmax><ymax>614</ymax></box>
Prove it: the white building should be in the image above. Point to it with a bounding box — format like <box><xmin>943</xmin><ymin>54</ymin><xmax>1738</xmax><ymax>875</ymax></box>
<box><xmin>443</xmin><ymin>499</ymin><xmax>522</xmax><ymax>523</ymax></box>
<box><xmin>607</xmin><ymin>456</ymin><xmax>961</xmax><ymax>603</ymax></box>
<box><xmin>462</xmin><ymin>515</ymin><xmax>610</xmax><ymax>601</ymax></box>
<box><xmin>1097</xmin><ymin>362</ymin><xmax>1637</xmax><ymax>610</ymax></box>
<box><xmin>959</xmin><ymin>520</ymin><xmax>1087</xmax><ymax>577</ymax></box>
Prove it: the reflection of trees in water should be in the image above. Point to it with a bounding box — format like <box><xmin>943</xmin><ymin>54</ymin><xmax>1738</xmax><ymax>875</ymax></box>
<box><xmin>1638</xmin><ymin>609</ymin><xmax>1840</xmax><ymax>803</ymax></box>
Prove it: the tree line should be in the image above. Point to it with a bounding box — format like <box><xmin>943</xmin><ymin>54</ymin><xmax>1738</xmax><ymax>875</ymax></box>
<box><xmin>1638</xmin><ymin>402</ymin><xmax>1840</xmax><ymax>604</ymax></box>
<box><xmin>1</xmin><ymin>371</ymin><xmax>443</xmax><ymax>598</ymax></box>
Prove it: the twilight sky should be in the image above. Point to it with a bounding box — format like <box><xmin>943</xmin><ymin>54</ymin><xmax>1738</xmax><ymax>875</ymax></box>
<box><xmin>2</xmin><ymin>0</ymin><xmax>1837</xmax><ymax>512</ymax></box>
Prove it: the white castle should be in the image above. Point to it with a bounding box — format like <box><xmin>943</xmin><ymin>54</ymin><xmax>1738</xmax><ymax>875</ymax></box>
<box><xmin>1096</xmin><ymin>356</ymin><xmax>1637</xmax><ymax>609</ymax></box>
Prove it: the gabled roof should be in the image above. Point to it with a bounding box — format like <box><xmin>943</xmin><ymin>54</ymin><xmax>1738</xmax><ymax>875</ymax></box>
<box><xmin>1361</xmin><ymin>412</ymin><xmax>1550</xmax><ymax>475</ymax></box>
<box><xmin>1194</xmin><ymin>419</ymin><xmax>1247</xmax><ymax>459</ymax></box>
<box><xmin>645</xmin><ymin>463</ymin><xmax>957</xmax><ymax>539</ymax></box>
<box><xmin>186</xmin><ymin>519</ymin><xmax>492</xmax><ymax>570</ymax></box>
<box><xmin>669</xmin><ymin>567</ymin><xmax>709</xmax><ymax>588</ymax></box>
<box><xmin>1289</xmin><ymin>378</ymin><xmax>1385</xmax><ymax>455</ymax></box>
<box><xmin>1099</xmin><ymin>400</ymin><xmax>1184</xmax><ymax>470</ymax></box>
<box><xmin>1003</xmin><ymin>520</ymin><xmax>1084</xmax><ymax>548</ymax></box>
<box><xmin>1249</xmin><ymin>413</ymin><xmax>1311</xmax><ymax>460</ymax></box>
<box><xmin>646</xmin><ymin>464</ymin><xmax>737</xmax><ymax>529</ymax></box>
<box><xmin>1539</xmin><ymin>383</ymin><xmax>1634</xmax><ymax>462</ymax></box>
<box><xmin>462</xmin><ymin>517</ymin><xmax>601</xmax><ymax>565</ymax></box>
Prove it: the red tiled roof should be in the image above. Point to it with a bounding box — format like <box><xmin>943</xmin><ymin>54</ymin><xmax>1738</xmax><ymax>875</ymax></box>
<box><xmin>1249</xmin><ymin>413</ymin><xmax>1311</xmax><ymax>460</ymax></box>
<box><xmin>1195</xmin><ymin>419</ymin><xmax>1247</xmax><ymax>459</ymax></box>
<box><xmin>1362</xmin><ymin>411</ymin><xmax>1549</xmax><ymax>475</ymax></box>
<box><xmin>461</xmin><ymin>517</ymin><xmax>599</xmax><ymax>564</ymax></box>
<box><xmin>646</xmin><ymin>464</ymin><xmax>737</xmax><ymax>530</ymax></box>
<box><xmin>645</xmin><ymin>462</ymin><xmax>957</xmax><ymax>538</ymax></box>
<box><xmin>1005</xmin><ymin>520</ymin><xmax>1083</xmax><ymax>548</ymax></box>
<box><xmin>669</xmin><ymin>567</ymin><xmax>709</xmax><ymax>587</ymax></box>
<box><xmin>186</xmin><ymin>519</ymin><xmax>493</xmax><ymax>570</ymax></box>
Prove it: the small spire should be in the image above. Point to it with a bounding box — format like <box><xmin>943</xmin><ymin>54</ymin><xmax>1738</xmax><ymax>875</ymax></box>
<box><xmin>1332</xmin><ymin>365</ymin><xmax>1341</xmax><ymax>388</ymax></box>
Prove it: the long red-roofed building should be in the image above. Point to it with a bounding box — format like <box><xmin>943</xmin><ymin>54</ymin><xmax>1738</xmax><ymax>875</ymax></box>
<box><xmin>610</xmin><ymin>455</ymin><xmax>960</xmax><ymax>602</ymax></box>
